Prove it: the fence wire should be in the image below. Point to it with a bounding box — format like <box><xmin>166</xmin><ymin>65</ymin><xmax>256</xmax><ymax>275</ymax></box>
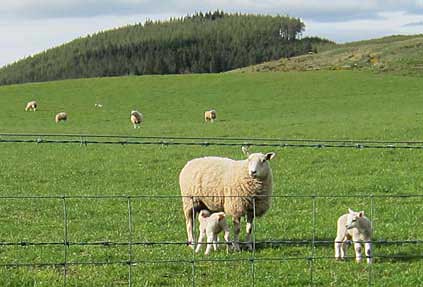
<box><xmin>0</xmin><ymin>194</ymin><xmax>422</xmax><ymax>287</ymax></box>
<box><xmin>2</xmin><ymin>133</ymin><xmax>423</xmax><ymax>149</ymax></box>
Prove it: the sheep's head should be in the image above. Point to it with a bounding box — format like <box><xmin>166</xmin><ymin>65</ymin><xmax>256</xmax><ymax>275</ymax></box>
<box><xmin>242</xmin><ymin>147</ymin><xmax>276</xmax><ymax>179</ymax></box>
<box><xmin>345</xmin><ymin>208</ymin><xmax>365</xmax><ymax>229</ymax></box>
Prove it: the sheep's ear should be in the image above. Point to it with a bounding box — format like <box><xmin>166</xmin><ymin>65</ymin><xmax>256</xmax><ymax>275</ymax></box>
<box><xmin>348</xmin><ymin>208</ymin><xmax>354</xmax><ymax>214</ymax></box>
<box><xmin>218</xmin><ymin>214</ymin><xmax>225</xmax><ymax>221</ymax></box>
<box><xmin>242</xmin><ymin>146</ymin><xmax>250</xmax><ymax>156</ymax></box>
<box><xmin>358</xmin><ymin>211</ymin><xmax>364</xmax><ymax>217</ymax></box>
<box><xmin>265</xmin><ymin>152</ymin><xmax>276</xmax><ymax>160</ymax></box>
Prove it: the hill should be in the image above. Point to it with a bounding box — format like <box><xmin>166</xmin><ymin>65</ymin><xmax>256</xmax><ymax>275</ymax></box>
<box><xmin>233</xmin><ymin>34</ymin><xmax>423</xmax><ymax>76</ymax></box>
<box><xmin>0</xmin><ymin>11</ymin><xmax>332</xmax><ymax>86</ymax></box>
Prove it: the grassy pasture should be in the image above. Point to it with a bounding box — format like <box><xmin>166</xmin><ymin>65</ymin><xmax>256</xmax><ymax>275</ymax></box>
<box><xmin>0</xmin><ymin>71</ymin><xmax>422</xmax><ymax>286</ymax></box>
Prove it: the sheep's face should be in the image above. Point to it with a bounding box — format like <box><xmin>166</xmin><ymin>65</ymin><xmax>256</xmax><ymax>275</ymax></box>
<box><xmin>345</xmin><ymin>208</ymin><xmax>364</xmax><ymax>230</ymax></box>
<box><xmin>247</xmin><ymin>152</ymin><xmax>276</xmax><ymax>179</ymax></box>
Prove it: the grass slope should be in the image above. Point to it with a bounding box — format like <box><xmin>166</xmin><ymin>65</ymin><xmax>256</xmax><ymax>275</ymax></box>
<box><xmin>233</xmin><ymin>35</ymin><xmax>423</xmax><ymax>76</ymax></box>
<box><xmin>0</xmin><ymin>71</ymin><xmax>422</xmax><ymax>286</ymax></box>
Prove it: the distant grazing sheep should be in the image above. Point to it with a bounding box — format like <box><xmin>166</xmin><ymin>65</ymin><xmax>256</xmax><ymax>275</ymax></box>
<box><xmin>180</xmin><ymin>146</ymin><xmax>276</xmax><ymax>251</ymax></box>
<box><xmin>25</xmin><ymin>101</ymin><xmax>37</xmax><ymax>112</ymax></box>
<box><xmin>335</xmin><ymin>208</ymin><xmax>373</xmax><ymax>264</ymax></box>
<box><xmin>94</xmin><ymin>103</ymin><xmax>103</xmax><ymax>108</ymax></box>
<box><xmin>55</xmin><ymin>112</ymin><xmax>68</xmax><ymax>123</ymax></box>
<box><xmin>195</xmin><ymin>210</ymin><xmax>231</xmax><ymax>255</ymax></box>
<box><xmin>204</xmin><ymin>109</ymin><xmax>216</xmax><ymax>122</ymax></box>
<box><xmin>130</xmin><ymin>110</ymin><xmax>143</xmax><ymax>128</ymax></box>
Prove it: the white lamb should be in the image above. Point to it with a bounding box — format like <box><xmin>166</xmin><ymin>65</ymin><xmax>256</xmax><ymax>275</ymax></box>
<box><xmin>195</xmin><ymin>210</ymin><xmax>231</xmax><ymax>255</ymax></box>
<box><xmin>335</xmin><ymin>208</ymin><xmax>373</xmax><ymax>264</ymax></box>
<box><xmin>180</xmin><ymin>146</ymin><xmax>276</xmax><ymax>251</ymax></box>
<box><xmin>130</xmin><ymin>110</ymin><xmax>143</xmax><ymax>128</ymax></box>
<box><xmin>25</xmin><ymin>100</ymin><xmax>37</xmax><ymax>112</ymax></box>
<box><xmin>204</xmin><ymin>109</ymin><xmax>216</xmax><ymax>122</ymax></box>
<box><xmin>55</xmin><ymin>112</ymin><xmax>68</xmax><ymax>123</ymax></box>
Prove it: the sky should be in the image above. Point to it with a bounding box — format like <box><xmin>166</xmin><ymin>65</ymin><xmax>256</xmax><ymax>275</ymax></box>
<box><xmin>1</xmin><ymin>0</ymin><xmax>423</xmax><ymax>68</ymax></box>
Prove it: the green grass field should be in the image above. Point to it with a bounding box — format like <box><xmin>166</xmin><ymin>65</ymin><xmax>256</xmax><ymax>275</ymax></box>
<box><xmin>0</xmin><ymin>71</ymin><xmax>422</xmax><ymax>286</ymax></box>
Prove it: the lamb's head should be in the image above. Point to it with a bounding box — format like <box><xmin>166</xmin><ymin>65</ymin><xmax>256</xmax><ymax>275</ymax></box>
<box><xmin>242</xmin><ymin>147</ymin><xmax>276</xmax><ymax>179</ymax></box>
<box><xmin>345</xmin><ymin>208</ymin><xmax>365</xmax><ymax>230</ymax></box>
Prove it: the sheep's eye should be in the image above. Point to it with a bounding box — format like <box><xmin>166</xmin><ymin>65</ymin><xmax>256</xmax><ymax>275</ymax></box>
<box><xmin>261</xmin><ymin>159</ymin><xmax>266</xmax><ymax>163</ymax></box>
<box><xmin>351</xmin><ymin>219</ymin><xmax>357</xmax><ymax>222</ymax></box>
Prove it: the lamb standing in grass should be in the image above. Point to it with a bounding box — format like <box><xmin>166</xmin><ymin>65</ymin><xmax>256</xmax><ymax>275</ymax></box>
<box><xmin>204</xmin><ymin>109</ymin><xmax>216</xmax><ymax>122</ymax></box>
<box><xmin>55</xmin><ymin>112</ymin><xmax>68</xmax><ymax>123</ymax></box>
<box><xmin>25</xmin><ymin>101</ymin><xmax>37</xmax><ymax>111</ymax></box>
<box><xmin>335</xmin><ymin>208</ymin><xmax>373</xmax><ymax>264</ymax></box>
<box><xmin>130</xmin><ymin>110</ymin><xmax>143</xmax><ymax>128</ymax></box>
<box><xmin>195</xmin><ymin>210</ymin><xmax>231</xmax><ymax>255</ymax></box>
<box><xmin>180</xmin><ymin>146</ymin><xmax>276</xmax><ymax>251</ymax></box>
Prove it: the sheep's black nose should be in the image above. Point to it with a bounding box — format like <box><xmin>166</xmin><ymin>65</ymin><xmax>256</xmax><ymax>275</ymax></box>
<box><xmin>251</xmin><ymin>170</ymin><xmax>257</xmax><ymax>175</ymax></box>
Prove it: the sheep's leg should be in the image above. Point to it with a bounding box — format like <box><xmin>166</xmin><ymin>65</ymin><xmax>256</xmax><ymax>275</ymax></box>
<box><xmin>245</xmin><ymin>212</ymin><xmax>254</xmax><ymax>251</ymax></box>
<box><xmin>184</xmin><ymin>208</ymin><xmax>195</xmax><ymax>249</ymax></box>
<box><xmin>195</xmin><ymin>231</ymin><xmax>206</xmax><ymax>253</ymax></box>
<box><xmin>232</xmin><ymin>217</ymin><xmax>241</xmax><ymax>251</ymax></box>
<box><xmin>354</xmin><ymin>241</ymin><xmax>363</xmax><ymax>263</ymax></box>
<box><xmin>365</xmin><ymin>241</ymin><xmax>372</xmax><ymax>264</ymax></box>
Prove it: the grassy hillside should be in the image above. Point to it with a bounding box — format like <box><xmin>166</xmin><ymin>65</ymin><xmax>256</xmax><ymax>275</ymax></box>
<box><xmin>0</xmin><ymin>71</ymin><xmax>422</xmax><ymax>286</ymax></box>
<box><xmin>233</xmin><ymin>35</ymin><xmax>423</xmax><ymax>76</ymax></box>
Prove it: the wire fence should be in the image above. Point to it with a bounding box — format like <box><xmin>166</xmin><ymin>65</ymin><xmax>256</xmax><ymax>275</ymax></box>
<box><xmin>3</xmin><ymin>133</ymin><xmax>423</xmax><ymax>149</ymax></box>
<box><xmin>0</xmin><ymin>194</ymin><xmax>422</xmax><ymax>286</ymax></box>
<box><xmin>1</xmin><ymin>133</ymin><xmax>422</xmax><ymax>286</ymax></box>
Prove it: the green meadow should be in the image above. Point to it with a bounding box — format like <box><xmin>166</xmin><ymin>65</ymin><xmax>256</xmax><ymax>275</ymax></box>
<box><xmin>0</xmin><ymin>71</ymin><xmax>422</xmax><ymax>286</ymax></box>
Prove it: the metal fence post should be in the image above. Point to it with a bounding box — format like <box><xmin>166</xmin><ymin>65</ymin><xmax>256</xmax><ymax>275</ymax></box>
<box><xmin>62</xmin><ymin>196</ymin><xmax>68</xmax><ymax>287</ymax></box>
<box><xmin>127</xmin><ymin>197</ymin><xmax>133</xmax><ymax>287</ymax></box>
<box><xmin>191</xmin><ymin>196</ymin><xmax>196</xmax><ymax>287</ymax></box>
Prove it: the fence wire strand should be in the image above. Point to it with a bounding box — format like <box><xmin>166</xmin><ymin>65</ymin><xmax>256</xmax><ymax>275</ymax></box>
<box><xmin>2</xmin><ymin>133</ymin><xmax>423</xmax><ymax>149</ymax></box>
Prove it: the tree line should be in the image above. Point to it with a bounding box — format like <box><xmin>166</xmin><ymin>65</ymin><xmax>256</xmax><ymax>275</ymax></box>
<box><xmin>0</xmin><ymin>11</ymin><xmax>333</xmax><ymax>85</ymax></box>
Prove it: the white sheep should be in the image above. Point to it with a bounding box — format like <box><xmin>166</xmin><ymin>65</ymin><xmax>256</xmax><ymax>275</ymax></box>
<box><xmin>25</xmin><ymin>100</ymin><xmax>37</xmax><ymax>112</ymax></box>
<box><xmin>130</xmin><ymin>110</ymin><xmax>143</xmax><ymax>128</ymax></box>
<box><xmin>180</xmin><ymin>146</ymin><xmax>276</xmax><ymax>251</ymax></box>
<box><xmin>55</xmin><ymin>112</ymin><xmax>68</xmax><ymax>123</ymax></box>
<box><xmin>335</xmin><ymin>208</ymin><xmax>373</xmax><ymax>264</ymax></box>
<box><xmin>204</xmin><ymin>109</ymin><xmax>216</xmax><ymax>122</ymax></box>
<box><xmin>94</xmin><ymin>103</ymin><xmax>103</xmax><ymax>108</ymax></box>
<box><xmin>195</xmin><ymin>210</ymin><xmax>231</xmax><ymax>255</ymax></box>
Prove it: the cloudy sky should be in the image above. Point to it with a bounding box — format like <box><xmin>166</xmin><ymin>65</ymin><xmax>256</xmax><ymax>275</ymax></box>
<box><xmin>1</xmin><ymin>0</ymin><xmax>423</xmax><ymax>67</ymax></box>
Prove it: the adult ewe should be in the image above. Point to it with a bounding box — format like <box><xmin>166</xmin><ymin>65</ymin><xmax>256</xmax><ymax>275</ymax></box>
<box><xmin>55</xmin><ymin>112</ymin><xmax>68</xmax><ymax>123</ymax></box>
<box><xmin>25</xmin><ymin>100</ymin><xmax>37</xmax><ymax>111</ymax></box>
<box><xmin>204</xmin><ymin>109</ymin><xmax>216</xmax><ymax>122</ymax></box>
<box><xmin>180</xmin><ymin>147</ymin><xmax>276</xmax><ymax>251</ymax></box>
<box><xmin>130</xmin><ymin>110</ymin><xmax>143</xmax><ymax>128</ymax></box>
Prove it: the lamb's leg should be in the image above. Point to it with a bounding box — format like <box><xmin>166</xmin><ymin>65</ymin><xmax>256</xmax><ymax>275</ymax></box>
<box><xmin>233</xmin><ymin>217</ymin><xmax>241</xmax><ymax>251</ymax></box>
<box><xmin>213</xmin><ymin>234</ymin><xmax>218</xmax><ymax>251</ymax></box>
<box><xmin>205</xmin><ymin>234</ymin><xmax>213</xmax><ymax>255</ymax></box>
<box><xmin>365</xmin><ymin>241</ymin><xmax>372</xmax><ymax>264</ymax></box>
<box><xmin>354</xmin><ymin>241</ymin><xmax>363</xmax><ymax>263</ymax></box>
<box><xmin>334</xmin><ymin>238</ymin><xmax>342</xmax><ymax>260</ymax></box>
<box><xmin>223</xmin><ymin>228</ymin><xmax>231</xmax><ymax>253</ymax></box>
<box><xmin>245</xmin><ymin>212</ymin><xmax>254</xmax><ymax>251</ymax></box>
<box><xmin>195</xmin><ymin>231</ymin><xmax>206</xmax><ymax>253</ymax></box>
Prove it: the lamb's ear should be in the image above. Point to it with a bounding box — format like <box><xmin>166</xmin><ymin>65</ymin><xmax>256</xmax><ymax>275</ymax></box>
<box><xmin>242</xmin><ymin>146</ymin><xmax>250</xmax><ymax>156</ymax></box>
<box><xmin>265</xmin><ymin>152</ymin><xmax>276</xmax><ymax>161</ymax></box>
<box><xmin>348</xmin><ymin>208</ymin><xmax>354</xmax><ymax>214</ymax></box>
<box><xmin>358</xmin><ymin>211</ymin><xmax>364</xmax><ymax>217</ymax></box>
<box><xmin>218</xmin><ymin>214</ymin><xmax>225</xmax><ymax>221</ymax></box>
